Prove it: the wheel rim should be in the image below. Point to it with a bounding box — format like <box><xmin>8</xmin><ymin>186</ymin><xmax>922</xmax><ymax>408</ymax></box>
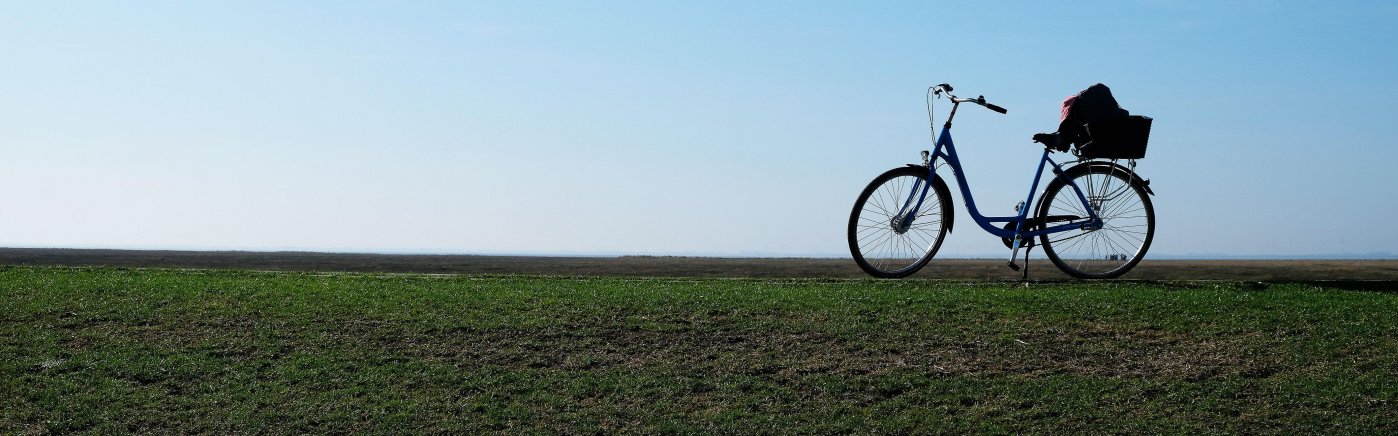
<box><xmin>851</xmin><ymin>172</ymin><xmax>946</xmax><ymax>276</ymax></box>
<box><xmin>1041</xmin><ymin>167</ymin><xmax>1153</xmax><ymax>278</ymax></box>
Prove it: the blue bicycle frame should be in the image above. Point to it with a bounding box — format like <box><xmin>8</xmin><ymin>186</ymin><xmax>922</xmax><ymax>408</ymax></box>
<box><xmin>898</xmin><ymin>123</ymin><xmax>1104</xmax><ymax>253</ymax></box>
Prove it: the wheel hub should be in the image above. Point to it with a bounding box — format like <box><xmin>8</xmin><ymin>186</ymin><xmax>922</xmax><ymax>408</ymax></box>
<box><xmin>890</xmin><ymin>216</ymin><xmax>911</xmax><ymax>235</ymax></box>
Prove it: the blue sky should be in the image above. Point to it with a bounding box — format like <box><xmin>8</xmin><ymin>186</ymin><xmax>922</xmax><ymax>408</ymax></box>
<box><xmin>2</xmin><ymin>1</ymin><xmax>1395</xmax><ymax>258</ymax></box>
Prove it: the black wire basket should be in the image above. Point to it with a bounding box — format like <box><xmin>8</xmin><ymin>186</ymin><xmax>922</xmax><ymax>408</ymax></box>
<box><xmin>1075</xmin><ymin>115</ymin><xmax>1152</xmax><ymax>159</ymax></box>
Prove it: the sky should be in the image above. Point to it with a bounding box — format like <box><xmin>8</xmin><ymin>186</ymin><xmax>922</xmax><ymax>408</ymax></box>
<box><xmin>2</xmin><ymin>1</ymin><xmax>1396</xmax><ymax>258</ymax></box>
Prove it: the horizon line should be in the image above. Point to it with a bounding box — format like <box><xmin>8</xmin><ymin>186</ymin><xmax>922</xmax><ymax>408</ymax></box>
<box><xmin>1</xmin><ymin>246</ymin><xmax>1394</xmax><ymax>261</ymax></box>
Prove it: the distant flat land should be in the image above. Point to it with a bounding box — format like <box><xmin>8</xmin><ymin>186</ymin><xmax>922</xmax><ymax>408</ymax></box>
<box><xmin>1</xmin><ymin>248</ymin><xmax>1395</xmax><ymax>281</ymax></box>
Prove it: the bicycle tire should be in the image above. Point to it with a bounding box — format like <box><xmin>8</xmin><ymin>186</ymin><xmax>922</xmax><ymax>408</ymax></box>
<box><xmin>1036</xmin><ymin>162</ymin><xmax>1155</xmax><ymax>279</ymax></box>
<box><xmin>848</xmin><ymin>166</ymin><xmax>951</xmax><ymax>278</ymax></box>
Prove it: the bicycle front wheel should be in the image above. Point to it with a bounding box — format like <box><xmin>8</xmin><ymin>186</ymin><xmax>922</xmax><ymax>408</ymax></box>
<box><xmin>1037</xmin><ymin>163</ymin><xmax>1155</xmax><ymax>279</ymax></box>
<box><xmin>847</xmin><ymin>166</ymin><xmax>951</xmax><ymax>278</ymax></box>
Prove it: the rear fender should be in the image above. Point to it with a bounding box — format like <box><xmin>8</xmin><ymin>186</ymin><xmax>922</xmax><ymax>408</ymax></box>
<box><xmin>1056</xmin><ymin>161</ymin><xmax>1154</xmax><ymax>196</ymax></box>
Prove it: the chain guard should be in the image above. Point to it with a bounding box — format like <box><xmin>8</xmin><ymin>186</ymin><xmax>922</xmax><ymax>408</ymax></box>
<box><xmin>1001</xmin><ymin>215</ymin><xmax>1080</xmax><ymax>249</ymax></box>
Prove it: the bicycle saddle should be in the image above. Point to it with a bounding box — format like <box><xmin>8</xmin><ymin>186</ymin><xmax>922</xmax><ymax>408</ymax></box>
<box><xmin>1033</xmin><ymin>132</ymin><xmax>1070</xmax><ymax>152</ymax></box>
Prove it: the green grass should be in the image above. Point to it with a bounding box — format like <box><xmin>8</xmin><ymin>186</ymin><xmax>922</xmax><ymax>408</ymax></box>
<box><xmin>1</xmin><ymin>266</ymin><xmax>1394</xmax><ymax>433</ymax></box>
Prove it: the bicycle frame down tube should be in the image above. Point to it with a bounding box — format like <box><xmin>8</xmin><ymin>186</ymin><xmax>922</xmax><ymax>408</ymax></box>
<box><xmin>926</xmin><ymin>126</ymin><xmax>1103</xmax><ymax>240</ymax></box>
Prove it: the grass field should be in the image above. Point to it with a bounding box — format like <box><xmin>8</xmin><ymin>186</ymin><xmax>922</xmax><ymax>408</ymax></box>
<box><xmin>2</xmin><ymin>266</ymin><xmax>1396</xmax><ymax>433</ymax></box>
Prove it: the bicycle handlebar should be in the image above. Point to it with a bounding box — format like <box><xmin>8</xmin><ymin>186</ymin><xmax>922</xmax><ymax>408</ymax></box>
<box><xmin>932</xmin><ymin>83</ymin><xmax>1007</xmax><ymax>115</ymax></box>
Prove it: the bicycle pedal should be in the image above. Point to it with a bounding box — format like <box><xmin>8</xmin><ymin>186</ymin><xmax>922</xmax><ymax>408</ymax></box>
<box><xmin>1006</xmin><ymin>261</ymin><xmax>1020</xmax><ymax>271</ymax></box>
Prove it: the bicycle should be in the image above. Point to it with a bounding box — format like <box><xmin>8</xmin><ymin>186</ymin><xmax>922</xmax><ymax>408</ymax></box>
<box><xmin>847</xmin><ymin>83</ymin><xmax>1155</xmax><ymax>279</ymax></box>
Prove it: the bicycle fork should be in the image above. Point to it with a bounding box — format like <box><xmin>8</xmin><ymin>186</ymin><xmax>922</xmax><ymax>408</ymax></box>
<box><xmin>892</xmin><ymin>151</ymin><xmax>936</xmax><ymax>234</ymax></box>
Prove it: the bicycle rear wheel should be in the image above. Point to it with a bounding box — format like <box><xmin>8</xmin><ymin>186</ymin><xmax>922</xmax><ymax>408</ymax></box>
<box><xmin>1037</xmin><ymin>163</ymin><xmax>1154</xmax><ymax>279</ymax></box>
<box><xmin>848</xmin><ymin>166</ymin><xmax>951</xmax><ymax>278</ymax></box>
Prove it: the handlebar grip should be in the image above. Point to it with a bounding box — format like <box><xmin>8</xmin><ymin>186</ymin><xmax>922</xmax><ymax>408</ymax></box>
<box><xmin>985</xmin><ymin>103</ymin><xmax>1007</xmax><ymax>114</ymax></box>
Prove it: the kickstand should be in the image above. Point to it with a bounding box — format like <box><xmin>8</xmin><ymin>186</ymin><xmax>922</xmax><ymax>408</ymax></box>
<box><xmin>1021</xmin><ymin>245</ymin><xmax>1033</xmax><ymax>282</ymax></box>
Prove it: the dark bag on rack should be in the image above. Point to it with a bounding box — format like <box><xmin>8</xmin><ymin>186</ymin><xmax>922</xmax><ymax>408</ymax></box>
<box><xmin>1039</xmin><ymin>83</ymin><xmax>1152</xmax><ymax>159</ymax></box>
